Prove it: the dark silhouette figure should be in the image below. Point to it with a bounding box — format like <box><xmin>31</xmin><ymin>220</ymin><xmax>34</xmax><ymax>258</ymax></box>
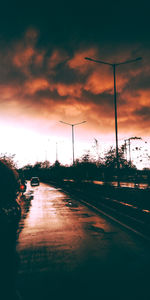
<box><xmin>0</xmin><ymin>159</ymin><xmax>21</xmax><ymax>299</ymax></box>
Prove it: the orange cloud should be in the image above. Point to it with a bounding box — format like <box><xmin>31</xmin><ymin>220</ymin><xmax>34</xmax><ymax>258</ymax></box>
<box><xmin>0</xmin><ymin>85</ymin><xmax>21</xmax><ymax>100</ymax></box>
<box><xmin>34</xmin><ymin>51</ymin><xmax>45</xmax><ymax>67</ymax></box>
<box><xmin>135</xmin><ymin>90</ymin><xmax>150</xmax><ymax>106</ymax></box>
<box><xmin>13</xmin><ymin>46</ymin><xmax>35</xmax><ymax>68</ymax></box>
<box><xmin>55</xmin><ymin>83</ymin><xmax>82</xmax><ymax>97</ymax></box>
<box><xmin>0</xmin><ymin>28</ymin><xmax>149</xmax><ymax>141</ymax></box>
<box><xmin>67</xmin><ymin>48</ymin><xmax>98</xmax><ymax>73</ymax></box>
<box><xmin>84</xmin><ymin>65</ymin><xmax>129</xmax><ymax>95</ymax></box>
<box><xmin>12</xmin><ymin>29</ymin><xmax>41</xmax><ymax>74</ymax></box>
<box><xmin>24</xmin><ymin>78</ymin><xmax>50</xmax><ymax>95</ymax></box>
<box><xmin>84</xmin><ymin>69</ymin><xmax>113</xmax><ymax>94</ymax></box>
<box><xmin>48</xmin><ymin>49</ymin><xmax>68</xmax><ymax>69</ymax></box>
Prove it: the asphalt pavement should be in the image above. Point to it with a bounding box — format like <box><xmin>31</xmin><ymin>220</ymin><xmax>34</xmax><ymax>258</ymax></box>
<box><xmin>16</xmin><ymin>182</ymin><xmax>150</xmax><ymax>300</ymax></box>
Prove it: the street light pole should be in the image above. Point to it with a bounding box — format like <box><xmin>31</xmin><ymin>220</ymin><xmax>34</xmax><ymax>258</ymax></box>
<box><xmin>113</xmin><ymin>64</ymin><xmax>119</xmax><ymax>171</ymax></box>
<box><xmin>59</xmin><ymin>120</ymin><xmax>86</xmax><ymax>165</ymax></box>
<box><xmin>56</xmin><ymin>142</ymin><xmax>58</xmax><ymax>162</ymax></box>
<box><xmin>85</xmin><ymin>56</ymin><xmax>142</xmax><ymax>184</ymax></box>
<box><xmin>72</xmin><ymin>124</ymin><xmax>75</xmax><ymax>164</ymax></box>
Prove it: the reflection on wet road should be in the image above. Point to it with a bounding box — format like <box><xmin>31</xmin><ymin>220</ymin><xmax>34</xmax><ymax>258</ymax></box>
<box><xmin>16</xmin><ymin>182</ymin><xmax>150</xmax><ymax>300</ymax></box>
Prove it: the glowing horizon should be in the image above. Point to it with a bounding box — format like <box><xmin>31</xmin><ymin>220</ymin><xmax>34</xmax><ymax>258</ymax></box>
<box><xmin>0</xmin><ymin>121</ymin><xmax>149</xmax><ymax>170</ymax></box>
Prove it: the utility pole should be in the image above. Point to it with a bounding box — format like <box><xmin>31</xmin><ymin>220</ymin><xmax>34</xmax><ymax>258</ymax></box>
<box><xmin>59</xmin><ymin>120</ymin><xmax>86</xmax><ymax>165</ymax></box>
<box><xmin>85</xmin><ymin>56</ymin><xmax>142</xmax><ymax>185</ymax></box>
<box><xmin>56</xmin><ymin>142</ymin><xmax>58</xmax><ymax>162</ymax></box>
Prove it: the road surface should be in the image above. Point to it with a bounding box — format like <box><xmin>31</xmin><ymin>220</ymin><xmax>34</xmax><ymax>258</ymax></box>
<box><xmin>16</xmin><ymin>182</ymin><xmax>150</xmax><ymax>300</ymax></box>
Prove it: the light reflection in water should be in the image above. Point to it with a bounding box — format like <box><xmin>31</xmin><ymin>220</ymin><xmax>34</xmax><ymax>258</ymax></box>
<box><xmin>17</xmin><ymin>184</ymin><xmax>86</xmax><ymax>252</ymax></box>
<box><xmin>16</xmin><ymin>183</ymin><xmax>114</xmax><ymax>276</ymax></box>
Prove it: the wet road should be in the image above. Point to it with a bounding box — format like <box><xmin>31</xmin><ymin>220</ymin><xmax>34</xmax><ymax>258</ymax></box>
<box><xmin>16</xmin><ymin>182</ymin><xmax>150</xmax><ymax>300</ymax></box>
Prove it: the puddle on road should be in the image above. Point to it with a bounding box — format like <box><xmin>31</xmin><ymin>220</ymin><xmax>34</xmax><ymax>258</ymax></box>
<box><xmin>87</xmin><ymin>224</ymin><xmax>116</xmax><ymax>238</ymax></box>
<box><xmin>62</xmin><ymin>197</ymin><xmax>80</xmax><ymax>208</ymax></box>
<box><xmin>65</xmin><ymin>201</ymin><xmax>79</xmax><ymax>208</ymax></box>
<box><xmin>87</xmin><ymin>224</ymin><xmax>106</xmax><ymax>234</ymax></box>
<box><xmin>43</xmin><ymin>187</ymin><xmax>57</xmax><ymax>191</ymax></box>
<box><xmin>79</xmin><ymin>213</ymin><xmax>91</xmax><ymax>218</ymax></box>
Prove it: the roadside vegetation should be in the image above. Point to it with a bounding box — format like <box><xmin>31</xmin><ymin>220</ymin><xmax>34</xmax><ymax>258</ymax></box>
<box><xmin>19</xmin><ymin>147</ymin><xmax>150</xmax><ymax>186</ymax></box>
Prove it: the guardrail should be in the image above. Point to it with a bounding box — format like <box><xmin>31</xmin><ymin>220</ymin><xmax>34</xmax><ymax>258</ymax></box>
<box><xmin>49</xmin><ymin>179</ymin><xmax>150</xmax><ymax>241</ymax></box>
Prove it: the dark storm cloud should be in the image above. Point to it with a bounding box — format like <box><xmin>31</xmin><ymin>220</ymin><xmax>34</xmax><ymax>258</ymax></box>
<box><xmin>133</xmin><ymin>106</ymin><xmax>150</xmax><ymax>120</ymax></box>
<box><xmin>0</xmin><ymin>49</ymin><xmax>27</xmax><ymax>85</ymax></box>
<box><xmin>123</xmin><ymin>70</ymin><xmax>150</xmax><ymax>93</ymax></box>
<box><xmin>0</xmin><ymin>1</ymin><xmax>150</xmax><ymax>136</ymax></box>
<box><xmin>82</xmin><ymin>89</ymin><xmax>114</xmax><ymax>107</ymax></box>
<box><xmin>34</xmin><ymin>89</ymin><xmax>67</xmax><ymax>103</ymax></box>
<box><xmin>0</xmin><ymin>0</ymin><xmax>150</xmax><ymax>47</ymax></box>
<box><xmin>52</xmin><ymin>63</ymin><xmax>82</xmax><ymax>85</ymax></box>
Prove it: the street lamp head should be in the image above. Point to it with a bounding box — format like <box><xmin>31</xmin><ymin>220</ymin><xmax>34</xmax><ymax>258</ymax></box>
<box><xmin>60</xmin><ymin>120</ymin><xmax>86</xmax><ymax>127</ymax></box>
<box><xmin>116</xmin><ymin>56</ymin><xmax>143</xmax><ymax>66</ymax></box>
<box><xmin>85</xmin><ymin>56</ymin><xmax>142</xmax><ymax>66</ymax></box>
<box><xmin>59</xmin><ymin>120</ymin><xmax>72</xmax><ymax>126</ymax></box>
<box><xmin>73</xmin><ymin>120</ymin><xmax>87</xmax><ymax>126</ymax></box>
<box><xmin>135</xmin><ymin>57</ymin><xmax>142</xmax><ymax>61</ymax></box>
<box><xmin>85</xmin><ymin>57</ymin><xmax>92</xmax><ymax>61</ymax></box>
<box><xmin>85</xmin><ymin>57</ymin><xmax>112</xmax><ymax>66</ymax></box>
<box><xmin>59</xmin><ymin>119</ymin><xmax>87</xmax><ymax>166</ymax></box>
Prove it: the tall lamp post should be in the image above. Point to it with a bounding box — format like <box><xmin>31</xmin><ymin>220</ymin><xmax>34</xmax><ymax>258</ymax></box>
<box><xmin>59</xmin><ymin>120</ymin><xmax>86</xmax><ymax>165</ymax></box>
<box><xmin>85</xmin><ymin>56</ymin><xmax>142</xmax><ymax>183</ymax></box>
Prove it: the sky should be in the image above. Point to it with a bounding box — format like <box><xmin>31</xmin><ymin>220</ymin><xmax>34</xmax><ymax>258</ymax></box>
<box><xmin>0</xmin><ymin>0</ymin><xmax>150</xmax><ymax>168</ymax></box>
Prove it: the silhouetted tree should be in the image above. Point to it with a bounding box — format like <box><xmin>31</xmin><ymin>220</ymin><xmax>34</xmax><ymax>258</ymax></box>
<box><xmin>0</xmin><ymin>153</ymin><xmax>17</xmax><ymax>169</ymax></box>
<box><xmin>104</xmin><ymin>147</ymin><xmax>136</xmax><ymax>182</ymax></box>
<box><xmin>104</xmin><ymin>147</ymin><xmax>135</xmax><ymax>169</ymax></box>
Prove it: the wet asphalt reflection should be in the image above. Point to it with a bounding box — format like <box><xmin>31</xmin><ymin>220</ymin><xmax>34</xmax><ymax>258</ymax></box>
<box><xmin>16</xmin><ymin>182</ymin><xmax>150</xmax><ymax>300</ymax></box>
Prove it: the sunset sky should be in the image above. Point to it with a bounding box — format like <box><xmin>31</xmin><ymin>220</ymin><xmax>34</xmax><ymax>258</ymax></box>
<box><xmin>0</xmin><ymin>1</ymin><xmax>150</xmax><ymax>168</ymax></box>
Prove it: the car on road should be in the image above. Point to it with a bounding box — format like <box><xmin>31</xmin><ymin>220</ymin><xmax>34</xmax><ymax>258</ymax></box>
<box><xmin>30</xmin><ymin>177</ymin><xmax>40</xmax><ymax>186</ymax></box>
